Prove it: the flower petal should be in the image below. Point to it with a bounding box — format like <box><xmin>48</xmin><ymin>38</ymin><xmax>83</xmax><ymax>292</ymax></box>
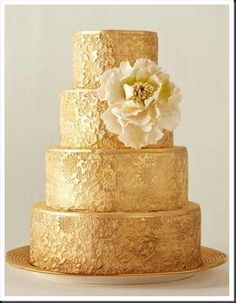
<box><xmin>119</xmin><ymin>61</ymin><xmax>133</xmax><ymax>76</ymax></box>
<box><xmin>169</xmin><ymin>86</ymin><xmax>182</xmax><ymax>104</ymax></box>
<box><xmin>127</xmin><ymin>107</ymin><xmax>153</xmax><ymax>126</ymax></box>
<box><xmin>97</xmin><ymin>68</ymin><xmax>124</xmax><ymax>104</ymax></box>
<box><xmin>104</xmin><ymin>71</ymin><xmax>125</xmax><ymax>104</ymax></box>
<box><xmin>111</xmin><ymin>103</ymin><xmax>143</xmax><ymax>120</ymax></box>
<box><xmin>123</xmin><ymin>84</ymin><xmax>134</xmax><ymax>100</ymax></box>
<box><xmin>140</xmin><ymin>122</ymin><xmax>153</xmax><ymax>132</ymax></box>
<box><xmin>97</xmin><ymin>69</ymin><xmax>114</xmax><ymax>100</ymax></box>
<box><xmin>101</xmin><ymin>108</ymin><xmax>122</xmax><ymax>135</ymax></box>
<box><xmin>147</xmin><ymin>124</ymin><xmax>164</xmax><ymax>144</ymax></box>
<box><xmin>135</xmin><ymin>68</ymin><xmax>149</xmax><ymax>82</ymax></box>
<box><xmin>148</xmin><ymin>74</ymin><xmax>161</xmax><ymax>87</ymax></box>
<box><xmin>119</xmin><ymin>124</ymin><xmax>147</xmax><ymax>149</ymax></box>
<box><xmin>133</xmin><ymin>58</ymin><xmax>159</xmax><ymax>75</ymax></box>
<box><xmin>158</xmin><ymin>100</ymin><xmax>181</xmax><ymax>130</ymax></box>
<box><xmin>144</xmin><ymin>96</ymin><xmax>155</xmax><ymax>108</ymax></box>
<box><xmin>98</xmin><ymin>58</ymin><xmax>182</xmax><ymax>149</ymax></box>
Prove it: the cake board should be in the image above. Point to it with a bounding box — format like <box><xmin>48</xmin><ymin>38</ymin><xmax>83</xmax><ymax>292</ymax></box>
<box><xmin>6</xmin><ymin>245</ymin><xmax>227</xmax><ymax>285</ymax></box>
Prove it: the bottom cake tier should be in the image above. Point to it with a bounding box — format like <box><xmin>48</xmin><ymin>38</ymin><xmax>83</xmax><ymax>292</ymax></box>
<box><xmin>30</xmin><ymin>202</ymin><xmax>201</xmax><ymax>275</ymax></box>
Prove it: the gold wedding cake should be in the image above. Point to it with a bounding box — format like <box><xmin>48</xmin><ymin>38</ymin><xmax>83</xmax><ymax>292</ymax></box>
<box><xmin>29</xmin><ymin>30</ymin><xmax>201</xmax><ymax>275</ymax></box>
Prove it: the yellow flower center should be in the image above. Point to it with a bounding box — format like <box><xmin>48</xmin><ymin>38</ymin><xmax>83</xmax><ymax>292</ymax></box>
<box><xmin>132</xmin><ymin>82</ymin><xmax>155</xmax><ymax>104</ymax></box>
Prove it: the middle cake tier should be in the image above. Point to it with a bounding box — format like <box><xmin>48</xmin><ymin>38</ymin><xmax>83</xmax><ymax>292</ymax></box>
<box><xmin>46</xmin><ymin>146</ymin><xmax>188</xmax><ymax>212</ymax></box>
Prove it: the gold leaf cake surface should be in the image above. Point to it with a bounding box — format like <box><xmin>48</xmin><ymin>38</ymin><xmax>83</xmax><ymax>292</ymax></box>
<box><xmin>30</xmin><ymin>202</ymin><xmax>201</xmax><ymax>274</ymax></box>
<box><xmin>30</xmin><ymin>30</ymin><xmax>202</xmax><ymax>274</ymax></box>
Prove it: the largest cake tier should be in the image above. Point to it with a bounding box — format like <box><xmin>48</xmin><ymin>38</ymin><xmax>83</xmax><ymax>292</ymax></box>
<box><xmin>30</xmin><ymin>202</ymin><xmax>201</xmax><ymax>275</ymax></box>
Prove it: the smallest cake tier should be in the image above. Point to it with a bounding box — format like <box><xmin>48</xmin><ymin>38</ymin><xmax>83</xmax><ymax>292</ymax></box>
<box><xmin>73</xmin><ymin>30</ymin><xmax>158</xmax><ymax>89</ymax></box>
<box><xmin>46</xmin><ymin>146</ymin><xmax>188</xmax><ymax>212</ymax></box>
<box><xmin>30</xmin><ymin>202</ymin><xmax>201</xmax><ymax>275</ymax></box>
<box><xmin>60</xmin><ymin>89</ymin><xmax>173</xmax><ymax>149</ymax></box>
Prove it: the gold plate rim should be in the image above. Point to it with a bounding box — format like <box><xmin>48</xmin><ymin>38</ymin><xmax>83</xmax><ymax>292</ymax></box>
<box><xmin>6</xmin><ymin>245</ymin><xmax>228</xmax><ymax>277</ymax></box>
<box><xmin>73</xmin><ymin>30</ymin><xmax>157</xmax><ymax>36</ymax></box>
<box><xmin>47</xmin><ymin>146</ymin><xmax>183</xmax><ymax>154</ymax></box>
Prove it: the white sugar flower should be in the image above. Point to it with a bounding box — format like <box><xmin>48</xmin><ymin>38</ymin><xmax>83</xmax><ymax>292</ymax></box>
<box><xmin>97</xmin><ymin>59</ymin><xmax>181</xmax><ymax>149</ymax></box>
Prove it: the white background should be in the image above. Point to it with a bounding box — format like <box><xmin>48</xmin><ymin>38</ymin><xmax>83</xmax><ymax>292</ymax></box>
<box><xmin>5</xmin><ymin>4</ymin><xmax>229</xmax><ymax>296</ymax></box>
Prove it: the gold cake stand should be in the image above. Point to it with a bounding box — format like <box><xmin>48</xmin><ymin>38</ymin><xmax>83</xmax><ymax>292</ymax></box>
<box><xmin>6</xmin><ymin>245</ymin><xmax>228</xmax><ymax>284</ymax></box>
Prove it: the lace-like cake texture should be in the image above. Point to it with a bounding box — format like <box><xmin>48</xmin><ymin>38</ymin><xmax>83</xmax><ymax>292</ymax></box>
<box><xmin>73</xmin><ymin>31</ymin><xmax>158</xmax><ymax>89</ymax></box>
<box><xmin>46</xmin><ymin>147</ymin><xmax>188</xmax><ymax>212</ymax></box>
<box><xmin>60</xmin><ymin>89</ymin><xmax>173</xmax><ymax>149</ymax></box>
<box><xmin>62</xmin><ymin>31</ymin><xmax>171</xmax><ymax>149</ymax></box>
<box><xmin>30</xmin><ymin>202</ymin><xmax>201</xmax><ymax>274</ymax></box>
<box><xmin>29</xmin><ymin>30</ymin><xmax>202</xmax><ymax>274</ymax></box>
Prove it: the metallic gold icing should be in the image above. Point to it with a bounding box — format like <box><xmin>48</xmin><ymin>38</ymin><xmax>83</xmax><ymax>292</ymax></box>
<box><xmin>60</xmin><ymin>89</ymin><xmax>173</xmax><ymax>149</ymax></box>
<box><xmin>73</xmin><ymin>30</ymin><xmax>158</xmax><ymax>89</ymax></box>
<box><xmin>7</xmin><ymin>246</ymin><xmax>228</xmax><ymax>276</ymax></box>
<box><xmin>29</xmin><ymin>30</ymin><xmax>202</xmax><ymax>275</ymax></box>
<box><xmin>46</xmin><ymin>147</ymin><xmax>188</xmax><ymax>212</ymax></box>
<box><xmin>30</xmin><ymin>202</ymin><xmax>201</xmax><ymax>275</ymax></box>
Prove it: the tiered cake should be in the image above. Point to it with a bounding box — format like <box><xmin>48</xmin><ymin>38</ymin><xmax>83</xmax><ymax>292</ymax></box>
<box><xmin>30</xmin><ymin>30</ymin><xmax>201</xmax><ymax>275</ymax></box>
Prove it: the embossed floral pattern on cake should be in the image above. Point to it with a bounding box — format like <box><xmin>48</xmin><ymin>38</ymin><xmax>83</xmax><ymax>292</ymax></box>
<box><xmin>60</xmin><ymin>89</ymin><xmax>173</xmax><ymax>149</ymax></box>
<box><xmin>46</xmin><ymin>147</ymin><xmax>188</xmax><ymax>212</ymax></box>
<box><xmin>97</xmin><ymin>59</ymin><xmax>181</xmax><ymax>149</ymax></box>
<box><xmin>72</xmin><ymin>31</ymin><xmax>158</xmax><ymax>89</ymax></box>
<box><xmin>26</xmin><ymin>30</ymin><xmax>206</xmax><ymax>276</ymax></box>
<box><xmin>30</xmin><ymin>202</ymin><xmax>201</xmax><ymax>275</ymax></box>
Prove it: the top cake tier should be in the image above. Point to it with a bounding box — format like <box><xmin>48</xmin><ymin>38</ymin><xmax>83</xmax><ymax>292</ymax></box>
<box><xmin>72</xmin><ymin>30</ymin><xmax>158</xmax><ymax>89</ymax></box>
